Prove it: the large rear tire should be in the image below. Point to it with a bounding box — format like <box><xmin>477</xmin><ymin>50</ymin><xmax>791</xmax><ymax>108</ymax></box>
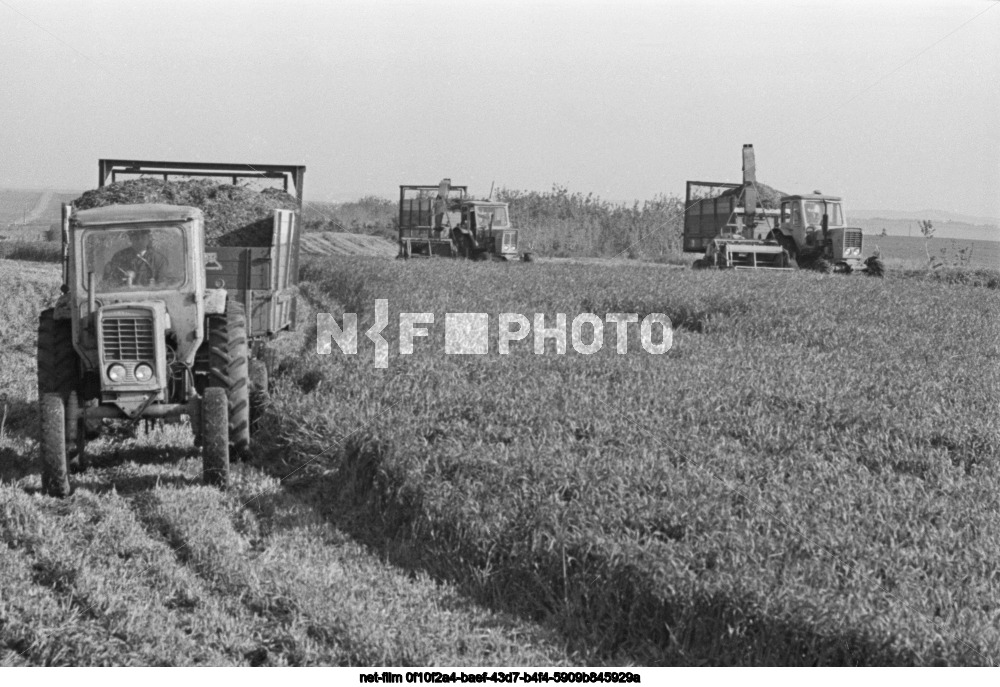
<box><xmin>207</xmin><ymin>301</ymin><xmax>250</xmax><ymax>460</ymax></box>
<box><xmin>864</xmin><ymin>256</ymin><xmax>885</xmax><ymax>278</ymax></box>
<box><xmin>202</xmin><ymin>387</ymin><xmax>230</xmax><ymax>488</ymax></box>
<box><xmin>810</xmin><ymin>257</ymin><xmax>833</xmax><ymax>274</ymax></box>
<box><xmin>458</xmin><ymin>235</ymin><xmax>476</xmax><ymax>260</ymax></box>
<box><xmin>39</xmin><ymin>393</ymin><xmax>70</xmax><ymax>497</ymax></box>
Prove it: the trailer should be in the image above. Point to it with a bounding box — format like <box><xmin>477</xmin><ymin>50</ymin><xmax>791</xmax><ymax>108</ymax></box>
<box><xmin>96</xmin><ymin>159</ymin><xmax>304</xmax><ymax>345</ymax></box>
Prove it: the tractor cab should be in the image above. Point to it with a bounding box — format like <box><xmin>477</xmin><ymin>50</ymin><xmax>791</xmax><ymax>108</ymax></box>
<box><xmin>455</xmin><ymin>200</ymin><xmax>519</xmax><ymax>259</ymax></box>
<box><xmin>397</xmin><ymin>180</ymin><xmax>520</xmax><ymax>260</ymax></box>
<box><xmin>57</xmin><ymin>204</ymin><xmax>212</xmax><ymax>419</ymax></box>
<box><xmin>779</xmin><ymin>194</ymin><xmax>845</xmax><ymax>246</ymax></box>
<box><xmin>777</xmin><ymin>193</ymin><xmax>865</xmax><ymax>270</ymax></box>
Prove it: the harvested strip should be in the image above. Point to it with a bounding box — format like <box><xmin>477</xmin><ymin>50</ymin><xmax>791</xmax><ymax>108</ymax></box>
<box><xmin>300</xmin><ymin>232</ymin><xmax>398</xmax><ymax>258</ymax></box>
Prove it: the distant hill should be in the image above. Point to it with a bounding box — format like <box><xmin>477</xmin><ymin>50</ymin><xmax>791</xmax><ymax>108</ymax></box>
<box><xmin>850</xmin><ymin>216</ymin><xmax>999</xmax><ymax>242</ymax></box>
<box><xmin>852</xmin><ymin>209</ymin><xmax>999</xmax><ymax>226</ymax></box>
<box><xmin>863</xmin><ymin>234</ymin><xmax>999</xmax><ymax>270</ymax></box>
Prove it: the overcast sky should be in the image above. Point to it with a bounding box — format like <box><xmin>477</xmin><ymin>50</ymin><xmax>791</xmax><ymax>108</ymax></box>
<box><xmin>1</xmin><ymin>0</ymin><xmax>998</xmax><ymax>220</ymax></box>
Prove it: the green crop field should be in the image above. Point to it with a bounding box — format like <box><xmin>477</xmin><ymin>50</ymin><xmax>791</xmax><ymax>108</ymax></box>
<box><xmin>864</xmin><ymin>234</ymin><xmax>1000</xmax><ymax>270</ymax></box>
<box><xmin>1</xmin><ymin>247</ymin><xmax>999</xmax><ymax>666</ymax></box>
<box><xmin>256</xmin><ymin>256</ymin><xmax>1000</xmax><ymax>665</ymax></box>
<box><xmin>0</xmin><ymin>259</ymin><xmax>587</xmax><ymax>667</ymax></box>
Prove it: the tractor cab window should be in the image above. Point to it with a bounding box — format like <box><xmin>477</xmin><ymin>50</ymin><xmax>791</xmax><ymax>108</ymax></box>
<box><xmin>474</xmin><ymin>206</ymin><xmax>509</xmax><ymax>230</ymax></box>
<box><xmin>788</xmin><ymin>203</ymin><xmax>803</xmax><ymax>227</ymax></box>
<box><xmin>826</xmin><ymin>202</ymin><xmax>844</xmax><ymax>226</ymax></box>
<box><xmin>804</xmin><ymin>200</ymin><xmax>844</xmax><ymax>228</ymax></box>
<box><xmin>84</xmin><ymin>225</ymin><xmax>186</xmax><ymax>293</ymax></box>
<box><xmin>804</xmin><ymin>201</ymin><xmax>824</xmax><ymax>227</ymax></box>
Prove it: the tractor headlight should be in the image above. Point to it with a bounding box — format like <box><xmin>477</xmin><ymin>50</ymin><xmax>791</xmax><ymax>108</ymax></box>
<box><xmin>134</xmin><ymin>363</ymin><xmax>154</xmax><ymax>382</ymax></box>
<box><xmin>108</xmin><ymin>364</ymin><xmax>127</xmax><ymax>382</ymax></box>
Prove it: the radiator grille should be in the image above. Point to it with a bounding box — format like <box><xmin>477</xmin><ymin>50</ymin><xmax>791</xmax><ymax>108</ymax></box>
<box><xmin>102</xmin><ymin>316</ymin><xmax>155</xmax><ymax>361</ymax></box>
<box><xmin>844</xmin><ymin>229</ymin><xmax>863</xmax><ymax>249</ymax></box>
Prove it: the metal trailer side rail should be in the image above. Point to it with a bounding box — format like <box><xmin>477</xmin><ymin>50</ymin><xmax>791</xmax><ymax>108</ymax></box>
<box><xmin>98</xmin><ymin>160</ymin><xmax>306</xmax><ymax>204</ymax></box>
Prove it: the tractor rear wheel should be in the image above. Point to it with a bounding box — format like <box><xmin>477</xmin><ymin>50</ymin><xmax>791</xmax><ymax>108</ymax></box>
<box><xmin>39</xmin><ymin>393</ymin><xmax>70</xmax><ymax>497</ymax></box>
<box><xmin>811</xmin><ymin>258</ymin><xmax>833</xmax><ymax>274</ymax></box>
<box><xmin>201</xmin><ymin>387</ymin><xmax>230</xmax><ymax>488</ymax></box>
<box><xmin>207</xmin><ymin>301</ymin><xmax>250</xmax><ymax>460</ymax></box>
<box><xmin>864</xmin><ymin>256</ymin><xmax>885</xmax><ymax>278</ymax></box>
<box><xmin>459</xmin><ymin>235</ymin><xmax>475</xmax><ymax>260</ymax></box>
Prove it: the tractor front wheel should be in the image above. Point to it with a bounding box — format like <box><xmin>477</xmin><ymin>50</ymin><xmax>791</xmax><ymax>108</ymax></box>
<box><xmin>201</xmin><ymin>387</ymin><xmax>230</xmax><ymax>488</ymax></box>
<box><xmin>39</xmin><ymin>393</ymin><xmax>70</xmax><ymax>497</ymax></box>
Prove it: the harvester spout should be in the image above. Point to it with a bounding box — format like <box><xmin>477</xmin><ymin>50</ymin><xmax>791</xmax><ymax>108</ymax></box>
<box><xmin>742</xmin><ymin>144</ymin><xmax>757</xmax><ymax>228</ymax></box>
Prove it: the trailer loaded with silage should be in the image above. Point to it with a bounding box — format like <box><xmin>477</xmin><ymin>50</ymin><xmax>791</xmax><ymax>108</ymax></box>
<box><xmin>77</xmin><ymin>160</ymin><xmax>306</xmax><ymax>343</ymax></box>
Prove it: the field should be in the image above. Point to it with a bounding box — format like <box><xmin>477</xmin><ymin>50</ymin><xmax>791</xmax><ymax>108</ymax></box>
<box><xmin>861</xmin><ymin>234</ymin><xmax>999</xmax><ymax>271</ymax></box>
<box><xmin>851</xmin><ymin>216</ymin><xmax>999</xmax><ymax>245</ymax></box>
<box><xmin>2</xmin><ymin>249</ymin><xmax>998</xmax><ymax>665</ymax></box>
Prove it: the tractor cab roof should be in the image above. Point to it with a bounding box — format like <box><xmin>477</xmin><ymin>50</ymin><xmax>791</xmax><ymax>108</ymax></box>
<box><xmin>780</xmin><ymin>193</ymin><xmax>843</xmax><ymax>203</ymax></box>
<box><xmin>73</xmin><ymin>204</ymin><xmax>203</xmax><ymax>227</ymax></box>
<box><xmin>463</xmin><ymin>200</ymin><xmax>508</xmax><ymax>208</ymax></box>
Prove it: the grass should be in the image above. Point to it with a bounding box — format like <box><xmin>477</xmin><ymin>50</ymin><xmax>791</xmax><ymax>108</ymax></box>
<box><xmin>2</xmin><ymin>243</ymin><xmax>997</xmax><ymax>665</ymax></box>
<box><xmin>866</xmin><ymin>235</ymin><xmax>999</xmax><ymax>271</ymax></box>
<box><xmin>252</xmin><ymin>255</ymin><xmax>1000</xmax><ymax>665</ymax></box>
<box><xmin>0</xmin><ymin>261</ymin><xmax>585</xmax><ymax>667</ymax></box>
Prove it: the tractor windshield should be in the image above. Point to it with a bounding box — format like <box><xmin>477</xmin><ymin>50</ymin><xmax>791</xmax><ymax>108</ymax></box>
<box><xmin>803</xmin><ymin>200</ymin><xmax>844</xmax><ymax>227</ymax></box>
<box><xmin>83</xmin><ymin>225</ymin><xmax>187</xmax><ymax>293</ymax></box>
<box><xmin>474</xmin><ymin>206</ymin><xmax>509</xmax><ymax>228</ymax></box>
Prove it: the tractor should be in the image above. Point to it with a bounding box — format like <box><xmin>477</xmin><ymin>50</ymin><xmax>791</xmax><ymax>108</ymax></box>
<box><xmin>39</xmin><ymin>203</ymin><xmax>250</xmax><ymax>496</ymax></box>
<box><xmin>397</xmin><ymin>178</ymin><xmax>522</xmax><ymax>261</ymax></box>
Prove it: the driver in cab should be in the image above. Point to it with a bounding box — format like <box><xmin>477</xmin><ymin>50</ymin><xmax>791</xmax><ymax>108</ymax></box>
<box><xmin>103</xmin><ymin>229</ymin><xmax>168</xmax><ymax>287</ymax></box>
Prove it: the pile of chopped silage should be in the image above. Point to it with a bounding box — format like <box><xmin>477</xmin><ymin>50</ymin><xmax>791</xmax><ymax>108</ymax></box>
<box><xmin>718</xmin><ymin>181</ymin><xmax>785</xmax><ymax>209</ymax></box>
<box><xmin>73</xmin><ymin>178</ymin><xmax>299</xmax><ymax>246</ymax></box>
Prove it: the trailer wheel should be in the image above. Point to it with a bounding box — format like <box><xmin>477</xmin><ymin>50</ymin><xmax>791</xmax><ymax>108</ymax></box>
<box><xmin>201</xmin><ymin>387</ymin><xmax>230</xmax><ymax>488</ymax></box>
<box><xmin>207</xmin><ymin>301</ymin><xmax>250</xmax><ymax>460</ymax></box>
<box><xmin>249</xmin><ymin>359</ymin><xmax>269</xmax><ymax>432</ymax></box>
<box><xmin>39</xmin><ymin>393</ymin><xmax>70</xmax><ymax>498</ymax></box>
